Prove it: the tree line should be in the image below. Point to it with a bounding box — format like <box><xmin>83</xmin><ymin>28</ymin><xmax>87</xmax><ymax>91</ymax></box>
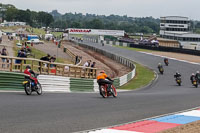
<box><xmin>0</xmin><ymin>3</ymin><xmax>54</xmax><ymax>28</ymax></box>
<box><xmin>1</xmin><ymin>3</ymin><xmax>200</xmax><ymax>34</ymax></box>
<box><xmin>50</xmin><ymin>10</ymin><xmax>160</xmax><ymax>34</ymax></box>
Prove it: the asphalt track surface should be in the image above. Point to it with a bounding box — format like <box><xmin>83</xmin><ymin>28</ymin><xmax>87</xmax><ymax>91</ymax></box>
<box><xmin>1</xmin><ymin>42</ymin><xmax>200</xmax><ymax>133</ymax></box>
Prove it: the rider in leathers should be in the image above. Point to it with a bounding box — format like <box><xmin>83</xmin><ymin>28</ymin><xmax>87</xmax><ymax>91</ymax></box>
<box><xmin>97</xmin><ymin>70</ymin><xmax>113</xmax><ymax>93</ymax></box>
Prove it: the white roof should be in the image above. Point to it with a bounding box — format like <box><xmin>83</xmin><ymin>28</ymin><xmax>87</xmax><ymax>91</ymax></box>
<box><xmin>163</xmin><ymin>31</ymin><xmax>200</xmax><ymax>38</ymax></box>
<box><xmin>160</xmin><ymin>16</ymin><xmax>189</xmax><ymax>21</ymax></box>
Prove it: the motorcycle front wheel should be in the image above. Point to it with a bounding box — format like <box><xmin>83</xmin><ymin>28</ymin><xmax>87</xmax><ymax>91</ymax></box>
<box><xmin>111</xmin><ymin>85</ymin><xmax>117</xmax><ymax>98</ymax></box>
<box><xmin>36</xmin><ymin>83</ymin><xmax>42</xmax><ymax>95</ymax></box>
<box><xmin>24</xmin><ymin>83</ymin><xmax>32</xmax><ymax>95</ymax></box>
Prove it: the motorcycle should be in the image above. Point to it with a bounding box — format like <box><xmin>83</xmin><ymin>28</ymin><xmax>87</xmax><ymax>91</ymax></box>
<box><xmin>22</xmin><ymin>74</ymin><xmax>42</xmax><ymax>95</ymax></box>
<box><xmin>192</xmin><ymin>80</ymin><xmax>198</xmax><ymax>88</ymax></box>
<box><xmin>159</xmin><ymin>67</ymin><xmax>164</xmax><ymax>74</ymax></box>
<box><xmin>164</xmin><ymin>59</ymin><xmax>169</xmax><ymax>66</ymax></box>
<box><xmin>99</xmin><ymin>81</ymin><xmax>117</xmax><ymax>98</ymax></box>
<box><xmin>176</xmin><ymin>77</ymin><xmax>182</xmax><ymax>86</ymax></box>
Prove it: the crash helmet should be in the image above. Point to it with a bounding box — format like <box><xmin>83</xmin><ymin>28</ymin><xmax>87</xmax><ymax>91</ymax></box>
<box><xmin>26</xmin><ymin>65</ymin><xmax>31</xmax><ymax>69</ymax></box>
<box><xmin>192</xmin><ymin>73</ymin><xmax>195</xmax><ymax>76</ymax></box>
<box><xmin>100</xmin><ymin>70</ymin><xmax>105</xmax><ymax>73</ymax></box>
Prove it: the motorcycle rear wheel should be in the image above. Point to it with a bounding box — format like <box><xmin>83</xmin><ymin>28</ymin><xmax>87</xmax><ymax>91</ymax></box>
<box><xmin>100</xmin><ymin>85</ymin><xmax>107</xmax><ymax>98</ymax></box>
<box><xmin>24</xmin><ymin>83</ymin><xmax>32</xmax><ymax>95</ymax></box>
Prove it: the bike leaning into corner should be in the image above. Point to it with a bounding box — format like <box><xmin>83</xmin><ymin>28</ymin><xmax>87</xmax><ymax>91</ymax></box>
<box><xmin>22</xmin><ymin>66</ymin><xmax>42</xmax><ymax>95</ymax></box>
<box><xmin>164</xmin><ymin>58</ymin><xmax>169</xmax><ymax>66</ymax></box>
<box><xmin>158</xmin><ymin>63</ymin><xmax>164</xmax><ymax>74</ymax></box>
<box><xmin>97</xmin><ymin>70</ymin><xmax>117</xmax><ymax>98</ymax></box>
<box><xmin>174</xmin><ymin>71</ymin><xmax>182</xmax><ymax>86</ymax></box>
<box><xmin>191</xmin><ymin>73</ymin><xmax>198</xmax><ymax>88</ymax></box>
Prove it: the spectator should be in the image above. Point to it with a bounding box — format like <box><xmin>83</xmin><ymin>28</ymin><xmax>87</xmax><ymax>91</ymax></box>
<box><xmin>88</xmin><ymin>60</ymin><xmax>91</xmax><ymax>67</ymax></box>
<box><xmin>15</xmin><ymin>48</ymin><xmax>27</xmax><ymax>69</ymax></box>
<box><xmin>75</xmin><ymin>56</ymin><xmax>80</xmax><ymax>65</ymax></box>
<box><xmin>40</xmin><ymin>54</ymin><xmax>51</xmax><ymax>62</ymax></box>
<box><xmin>90</xmin><ymin>62</ymin><xmax>96</xmax><ymax>76</ymax></box>
<box><xmin>91</xmin><ymin>62</ymin><xmax>96</xmax><ymax>68</ymax></box>
<box><xmin>50</xmin><ymin>55</ymin><xmax>56</xmax><ymax>68</ymax></box>
<box><xmin>1</xmin><ymin>46</ymin><xmax>8</xmax><ymax>68</ymax></box>
<box><xmin>83</xmin><ymin>60</ymin><xmax>91</xmax><ymax>67</ymax></box>
<box><xmin>39</xmin><ymin>54</ymin><xmax>51</xmax><ymax>71</ymax></box>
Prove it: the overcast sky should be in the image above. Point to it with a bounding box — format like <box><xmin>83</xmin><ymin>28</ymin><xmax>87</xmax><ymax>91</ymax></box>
<box><xmin>1</xmin><ymin>0</ymin><xmax>200</xmax><ymax>20</ymax></box>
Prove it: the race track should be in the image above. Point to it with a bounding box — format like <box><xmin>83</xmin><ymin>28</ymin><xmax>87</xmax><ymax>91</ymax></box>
<box><xmin>1</xmin><ymin>42</ymin><xmax>200</xmax><ymax>133</ymax></box>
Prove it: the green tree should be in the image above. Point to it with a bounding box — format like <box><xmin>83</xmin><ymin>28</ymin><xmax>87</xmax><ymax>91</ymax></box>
<box><xmin>37</xmin><ymin>11</ymin><xmax>54</xmax><ymax>27</ymax></box>
<box><xmin>88</xmin><ymin>19</ymin><xmax>104</xmax><ymax>29</ymax></box>
<box><xmin>5</xmin><ymin>7</ymin><xmax>18</xmax><ymax>21</ymax></box>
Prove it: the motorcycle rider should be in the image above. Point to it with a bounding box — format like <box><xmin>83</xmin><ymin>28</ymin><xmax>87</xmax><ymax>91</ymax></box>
<box><xmin>174</xmin><ymin>71</ymin><xmax>181</xmax><ymax>79</ymax></box>
<box><xmin>97</xmin><ymin>70</ymin><xmax>113</xmax><ymax>93</ymax></box>
<box><xmin>24</xmin><ymin>65</ymin><xmax>38</xmax><ymax>85</ymax></box>
<box><xmin>190</xmin><ymin>73</ymin><xmax>196</xmax><ymax>84</ymax></box>
<box><xmin>164</xmin><ymin>58</ymin><xmax>169</xmax><ymax>65</ymax></box>
<box><xmin>195</xmin><ymin>71</ymin><xmax>200</xmax><ymax>83</ymax></box>
<box><xmin>157</xmin><ymin>63</ymin><xmax>163</xmax><ymax>70</ymax></box>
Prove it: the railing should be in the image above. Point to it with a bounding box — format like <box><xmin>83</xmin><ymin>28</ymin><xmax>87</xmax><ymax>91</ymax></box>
<box><xmin>60</xmin><ymin>41</ymin><xmax>82</xmax><ymax>65</ymax></box>
<box><xmin>0</xmin><ymin>55</ymin><xmax>97</xmax><ymax>79</ymax></box>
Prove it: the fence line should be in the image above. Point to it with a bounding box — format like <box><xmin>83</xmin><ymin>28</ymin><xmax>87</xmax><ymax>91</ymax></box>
<box><xmin>0</xmin><ymin>55</ymin><xmax>96</xmax><ymax>79</ymax></box>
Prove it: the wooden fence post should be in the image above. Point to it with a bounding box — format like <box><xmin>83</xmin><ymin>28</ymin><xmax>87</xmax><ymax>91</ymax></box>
<box><xmin>20</xmin><ymin>60</ymin><xmax>24</xmax><ymax>72</ymax></box>
<box><xmin>40</xmin><ymin>62</ymin><xmax>42</xmax><ymax>74</ymax></box>
<box><xmin>62</xmin><ymin>65</ymin><xmax>65</xmax><ymax>76</ymax></box>
<box><xmin>10</xmin><ymin>58</ymin><xmax>13</xmax><ymax>72</ymax></box>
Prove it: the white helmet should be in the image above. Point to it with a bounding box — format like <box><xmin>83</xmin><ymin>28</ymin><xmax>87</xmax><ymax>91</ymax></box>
<box><xmin>197</xmin><ymin>71</ymin><xmax>199</xmax><ymax>74</ymax></box>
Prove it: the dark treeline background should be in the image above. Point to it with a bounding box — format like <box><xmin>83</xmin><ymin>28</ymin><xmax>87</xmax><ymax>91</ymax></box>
<box><xmin>50</xmin><ymin>10</ymin><xmax>160</xmax><ymax>34</ymax></box>
<box><xmin>0</xmin><ymin>3</ymin><xmax>54</xmax><ymax>28</ymax></box>
<box><xmin>1</xmin><ymin>3</ymin><xmax>200</xmax><ymax>34</ymax></box>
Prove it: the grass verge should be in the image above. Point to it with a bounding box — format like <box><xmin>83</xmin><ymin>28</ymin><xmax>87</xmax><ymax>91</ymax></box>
<box><xmin>119</xmin><ymin>63</ymin><xmax>155</xmax><ymax>90</ymax></box>
<box><xmin>116</xmin><ymin>45</ymin><xmax>155</xmax><ymax>90</ymax></box>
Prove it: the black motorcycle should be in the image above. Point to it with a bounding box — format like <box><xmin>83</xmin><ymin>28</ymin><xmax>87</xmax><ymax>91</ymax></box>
<box><xmin>192</xmin><ymin>79</ymin><xmax>198</xmax><ymax>88</ymax></box>
<box><xmin>22</xmin><ymin>74</ymin><xmax>42</xmax><ymax>95</ymax></box>
<box><xmin>164</xmin><ymin>59</ymin><xmax>169</xmax><ymax>66</ymax></box>
<box><xmin>159</xmin><ymin>67</ymin><xmax>164</xmax><ymax>74</ymax></box>
<box><xmin>175</xmin><ymin>77</ymin><xmax>182</xmax><ymax>86</ymax></box>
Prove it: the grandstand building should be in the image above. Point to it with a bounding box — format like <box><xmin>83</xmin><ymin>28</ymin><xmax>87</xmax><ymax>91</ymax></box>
<box><xmin>160</xmin><ymin>16</ymin><xmax>200</xmax><ymax>46</ymax></box>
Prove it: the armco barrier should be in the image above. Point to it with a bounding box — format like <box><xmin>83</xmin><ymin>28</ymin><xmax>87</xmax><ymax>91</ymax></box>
<box><xmin>74</xmin><ymin>42</ymin><xmax>136</xmax><ymax>88</ymax></box>
<box><xmin>76</xmin><ymin>43</ymin><xmax>135</xmax><ymax>70</ymax></box>
<box><xmin>0</xmin><ymin>71</ymin><xmax>122</xmax><ymax>92</ymax></box>
<box><xmin>0</xmin><ymin>71</ymin><xmax>24</xmax><ymax>90</ymax></box>
<box><xmin>129</xmin><ymin>44</ymin><xmax>200</xmax><ymax>56</ymax></box>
